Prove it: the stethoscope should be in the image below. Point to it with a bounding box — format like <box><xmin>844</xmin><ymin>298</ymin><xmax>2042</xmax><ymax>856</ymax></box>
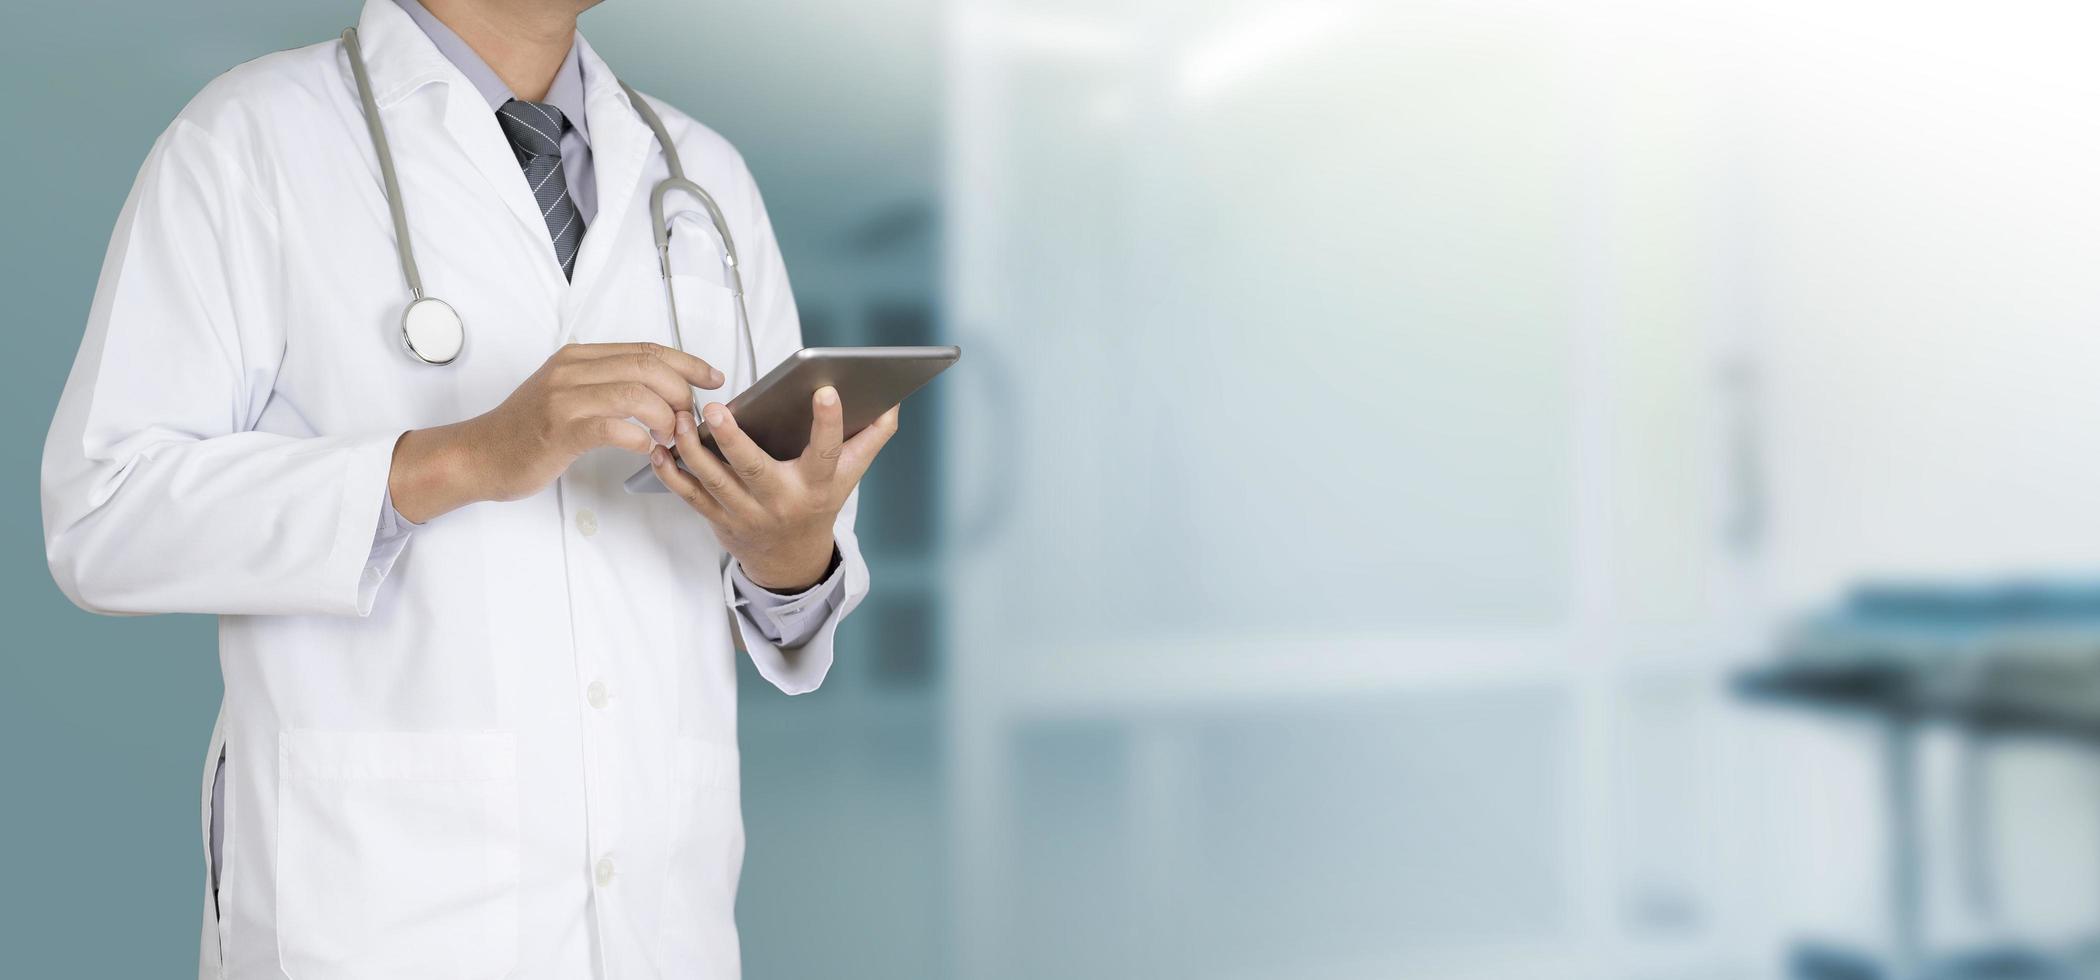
<box><xmin>341</xmin><ymin>26</ymin><xmax>754</xmax><ymax>383</ymax></box>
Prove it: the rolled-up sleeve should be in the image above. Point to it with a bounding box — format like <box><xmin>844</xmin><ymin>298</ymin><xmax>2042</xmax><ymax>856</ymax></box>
<box><xmin>723</xmin><ymin>495</ymin><xmax>870</xmax><ymax>696</ymax></box>
<box><xmin>730</xmin><ymin>550</ymin><xmax>846</xmax><ymax>648</ymax></box>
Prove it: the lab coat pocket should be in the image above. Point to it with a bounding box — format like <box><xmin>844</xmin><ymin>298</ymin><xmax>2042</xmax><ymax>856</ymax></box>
<box><xmin>656</xmin><ymin>737</ymin><xmax>743</xmax><ymax>979</ymax></box>
<box><xmin>275</xmin><ymin>731</ymin><xmax>519</xmax><ymax>980</ymax></box>
<box><xmin>668</xmin><ymin>275</ymin><xmax>747</xmax><ymax>395</ymax></box>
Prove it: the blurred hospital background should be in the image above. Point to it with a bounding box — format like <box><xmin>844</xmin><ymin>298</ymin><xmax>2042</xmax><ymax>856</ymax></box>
<box><xmin>17</xmin><ymin>0</ymin><xmax>2100</xmax><ymax>977</ymax></box>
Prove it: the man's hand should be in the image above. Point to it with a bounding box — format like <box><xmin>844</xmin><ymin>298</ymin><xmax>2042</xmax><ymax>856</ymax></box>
<box><xmin>649</xmin><ymin>386</ymin><xmax>899</xmax><ymax>592</ymax></box>
<box><xmin>389</xmin><ymin>342</ymin><xmax>723</xmax><ymax>523</ymax></box>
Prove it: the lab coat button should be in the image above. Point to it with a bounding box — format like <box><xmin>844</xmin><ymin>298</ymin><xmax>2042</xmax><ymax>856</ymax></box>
<box><xmin>586</xmin><ymin>680</ymin><xmax>610</xmax><ymax>709</ymax></box>
<box><xmin>575</xmin><ymin>508</ymin><xmax>598</xmax><ymax>537</ymax></box>
<box><xmin>595</xmin><ymin>857</ymin><xmax>616</xmax><ymax>887</ymax></box>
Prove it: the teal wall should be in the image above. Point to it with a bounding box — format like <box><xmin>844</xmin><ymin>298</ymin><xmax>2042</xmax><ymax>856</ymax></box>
<box><xmin>0</xmin><ymin>1</ymin><xmax>944</xmax><ymax>973</ymax></box>
<box><xmin>1</xmin><ymin>3</ymin><xmax>293</xmax><ymax>968</ymax></box>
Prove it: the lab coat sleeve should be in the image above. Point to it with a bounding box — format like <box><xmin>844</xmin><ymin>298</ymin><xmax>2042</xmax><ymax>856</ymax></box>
<box><xmin>714</xmin><ymin>149</ymin><xmax>870</xmax><ymax>693</ymax></box>
<box><xmin>42</xmin><ymin>119</ymin><xmax>404</xmax><ymax>617</ymax></box>
<box><xmin>723</xmin><ymin>495</ymin><xmax>870</xmax><ymax>695</ymax></box>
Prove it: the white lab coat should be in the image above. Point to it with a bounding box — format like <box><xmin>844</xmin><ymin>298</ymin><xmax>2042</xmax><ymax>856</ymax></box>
<box><xmin>39</xmin><ymin>2</ymin><xmax>868</xmax><ymax>977</ymax></box>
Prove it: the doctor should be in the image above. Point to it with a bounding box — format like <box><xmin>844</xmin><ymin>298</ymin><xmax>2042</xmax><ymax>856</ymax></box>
<box><xmin>40</xmin><ymin>0</ymin><xmax>894</xmax><ymax>977</ymax></box>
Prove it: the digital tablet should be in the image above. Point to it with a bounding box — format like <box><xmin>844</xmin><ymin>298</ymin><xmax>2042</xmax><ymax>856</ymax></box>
<box><xmin>625</xmin><ymin>345</ymin><xmax>961</xmax><ymax>494</ymax></box>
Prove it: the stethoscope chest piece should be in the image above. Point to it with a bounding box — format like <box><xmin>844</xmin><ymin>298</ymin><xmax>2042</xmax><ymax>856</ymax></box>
<box><xmin>401</xmin><ymin>296</ymin><xmax>464</xmax><ymax>365</ymax></box>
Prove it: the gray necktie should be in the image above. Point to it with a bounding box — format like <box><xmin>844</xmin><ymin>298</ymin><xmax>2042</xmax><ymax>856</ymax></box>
<box><xmin>496</xmin><ymin>99</ymin><xmax>584</xmax><ymax>279</ymax></box>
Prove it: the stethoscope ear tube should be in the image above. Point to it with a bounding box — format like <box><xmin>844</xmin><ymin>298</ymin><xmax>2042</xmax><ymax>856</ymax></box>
<box><xmin>625</xmin><ymin>80</ymin><xmax>757</xmax><ymax>388</ymax></box>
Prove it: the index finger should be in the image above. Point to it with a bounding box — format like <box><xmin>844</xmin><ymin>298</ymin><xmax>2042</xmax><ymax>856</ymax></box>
<box><xmin>571</xmin><ymin>342</ymin><xmax>724</xmax><ymax>390</ymax></box>
<box><xmin>700</xmin><ymin>402</ymin><xmax>780</xmax><ymax>488</ymax></box>
<box><xmin>566</xmin><ymin>354</ymin><xmax>703</xmax><ymax>418</ymax></box>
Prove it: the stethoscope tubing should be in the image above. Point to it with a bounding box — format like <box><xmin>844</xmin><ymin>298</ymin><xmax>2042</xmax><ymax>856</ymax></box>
<box><xmin>342</xmin><ymin>27</ymin><xmax>426</xmax><ymax>302</ymax></box>
<box><xmin>343</xmin><ymin>27</ymin><xmax>756</xmax><ymax>384</ymax></box>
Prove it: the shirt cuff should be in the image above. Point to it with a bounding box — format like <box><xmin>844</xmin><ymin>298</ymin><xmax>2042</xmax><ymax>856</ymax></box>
<box><xmin>359</xmin><ymin>490</ymin><xmax>419</xmax><ymax>615</ymax></box>
<box><xmin>729</xmin><ymin>547</ymin><xmax>847</xmax><ymax>648</ymax></box>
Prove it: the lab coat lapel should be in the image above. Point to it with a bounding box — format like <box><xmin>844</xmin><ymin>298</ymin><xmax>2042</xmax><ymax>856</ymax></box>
<box><xmin>352</xmin><ymin>0</ymin><xmax>563</xmax><ymax>290</ymax></box>
<box><xmin>439</xmin><ymin>85</ymin><xmax>558</xmax><ymax>258</ymax></box>
<box><xmin>562</xmin><ymin>34</ymin><xmax>651</xmax><ymax>333</ymax></box>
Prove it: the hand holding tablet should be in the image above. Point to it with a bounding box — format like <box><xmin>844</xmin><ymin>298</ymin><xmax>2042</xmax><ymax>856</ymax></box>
<box><xmin>626</xmin><ymin>345</ymin><xmax>959</xmax><ymax>493</ymax></box>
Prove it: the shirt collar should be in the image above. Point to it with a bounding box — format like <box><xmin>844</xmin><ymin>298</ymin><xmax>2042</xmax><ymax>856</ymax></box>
<box><xmin>390</xmin><ymin>0</ymin><xmax>592</xmax><ymax>146</ymax></box>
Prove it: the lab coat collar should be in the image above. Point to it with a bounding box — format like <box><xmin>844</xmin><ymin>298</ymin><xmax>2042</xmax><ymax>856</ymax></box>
<box><xmin>347</xmin><ymin>0</ymin><xmax>651</xmax><ymax>317</ymax></box>
<box><xmin>388</xmin><ymin>0</ymin><xmax>592</xmax><ymax>148</ymax></box>
<box><xmin>560</xmin><ymin>32</ymin><xmax>651</xmax><ymax>319</ymax></box>
<box><xmin>349</xmin><ymin>0</ymin><xmax>570</xmax><ymax>304</ymax></box>
<box><xmin>350</xmin><ymin>0</ymin><xmax>457</xmax><ymax>110</ymax></box>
